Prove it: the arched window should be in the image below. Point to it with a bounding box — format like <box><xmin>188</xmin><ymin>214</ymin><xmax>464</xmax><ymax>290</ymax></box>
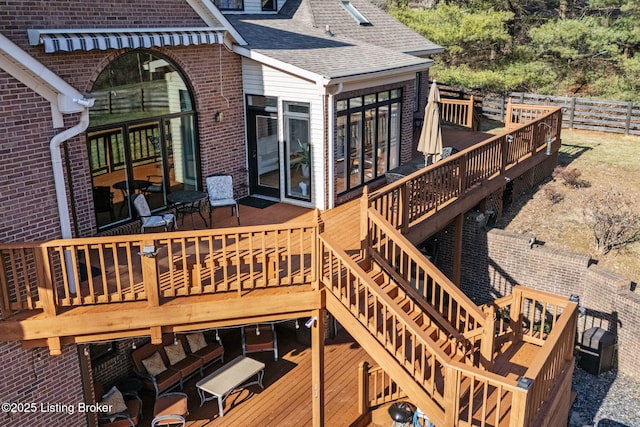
<box><xmin>86</xmin><ymin>51</ymin><xmax>198</xmax><ymax>230</ymax></box>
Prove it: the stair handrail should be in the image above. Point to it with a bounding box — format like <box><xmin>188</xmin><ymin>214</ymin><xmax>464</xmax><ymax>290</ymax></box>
<box><xmin>366</xmin><ymin>208</ymin><xmax>488</xmax><ymax>335</ymax></box>
<box><xmin>319</xmin><ymin>233</ymin><xmax>452</xmax><ymax>407</ymax></box>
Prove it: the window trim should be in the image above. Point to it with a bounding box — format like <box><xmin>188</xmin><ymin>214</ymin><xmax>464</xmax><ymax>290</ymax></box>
<box><xmin>214</xmin><ymin>0</ymin><xmax>244</xmax><ymax>11</ymax></box>
<box><xmin>335</xmin><ymin>89</ymin><xmax>402</xmax><ymax>195</ymax></box>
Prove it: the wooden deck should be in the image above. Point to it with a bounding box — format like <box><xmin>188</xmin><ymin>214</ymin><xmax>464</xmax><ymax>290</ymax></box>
<box><xmin>0</xmin><ymin>115</ymin><xmax>576</xmax><ymax>427</ymax></box>
<box><xmin>137</xmin><ymin>326</ymin><xmax>371</xmax><ymax>427</ymax></box>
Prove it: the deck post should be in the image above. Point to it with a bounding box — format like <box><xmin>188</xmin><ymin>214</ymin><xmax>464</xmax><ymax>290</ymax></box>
<box><xmin>358</xmin><ymin>361</ymin><xmax>370</xmax><ymax>414</ymax></box>
<box><xmin>452</xmin><ymin>213</ymin><xmax>463</xmax><ymax>286</ymax></box>
<box><xmin>313</xmin><ymin>209</ymin><xmax>324</xmax><ymax>289</ymax></box>
<box><xmin>467</xmin><ymin>96</ymin><xmax>474</xmax><ymax>128</ymax></box>
<box><xmin>510</xmin><ymin>387</ymin><xmax>530</xmax><ymax>427</ymax></box>
<box><xmin>311</xmin><ymin>305</ymin><xmax>325</xmax><ymax>427</ymax></box>
<box><xmin>360</xmin><ymin>186</ymin><xmax>369</xmax><ymax>260</ymax></box>
<box><xmin>140</xmin><ymin>238</ymin><xmax>160</xmax><ymax>308</ymax></box>
<box><xmin>480</xmin><ymin>304</ymin><xmax>496</xmax><ymax>368</ymax></box>
<box><xmin>500</xmin><ymin>134</ymin><xmax>509</xmax><ymax>175</ymax></box>
<box><xmin>36</xmin><ymin>246</ymin><xmax>57</xmax><ymax>317</ymax></box>
<box><xmin>442</xmin><ymin>364</ymin><xmax>458</xmax><ymax>427</ymax></box>
<box><xmin>457</xmin><ymin>153</ymin><xmax>467</xmax><ymax>197</ymax></box>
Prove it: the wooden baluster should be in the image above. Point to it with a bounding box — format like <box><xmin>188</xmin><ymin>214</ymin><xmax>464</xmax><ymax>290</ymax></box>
<box><xmin>400</xmin><ymin>182</ymin><xmax>410</xmax><ymax>235</ymax></box>
<box><xmin>358</xmin><ymin>361</ymin><xmax>370</xmax><ymax>415</ymax></box>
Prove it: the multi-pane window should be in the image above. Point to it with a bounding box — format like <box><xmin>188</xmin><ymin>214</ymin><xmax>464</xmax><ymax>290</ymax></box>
<box><xmin>335</xmin><ymin>89</ymin><xmax>402</xmax><ymax>194</ymax></box>
<box><xmin>86</xmin><ymin>51</ymin><xmax>198</xmax><ymax>230</ymax></box>
<box><xmin>214</xmin><ymin>0</ymin><xmax>244</xmax><ymax>10</ymax></box>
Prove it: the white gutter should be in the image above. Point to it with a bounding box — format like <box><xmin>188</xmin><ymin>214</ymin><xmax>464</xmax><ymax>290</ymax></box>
<box><xmin>0</xmin><ymin>33</ymin><xmax>84</xmax><ymax>128</ymax></box>
<box><xmin>49</xmin><ymin>100</ymin><xmax>94</xmax><ymax>294</ymax></box>
<box><xmin>2</xmin><ymin>32</ymin><xmax>95</xmax><ymax>291</ymax></box>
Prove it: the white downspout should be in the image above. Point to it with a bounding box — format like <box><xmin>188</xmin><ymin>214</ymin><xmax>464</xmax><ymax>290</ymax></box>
<box><xmin>50</xmin><ymin>101</ymin><xmax>93</xmax><ymax>293</ymax></box>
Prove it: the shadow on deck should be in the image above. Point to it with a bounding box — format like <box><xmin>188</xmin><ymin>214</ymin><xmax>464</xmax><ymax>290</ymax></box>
<box><xmin>135</xmin><ymin>326</ymin><xmax>369</xmax><ymax>427</ymax></box>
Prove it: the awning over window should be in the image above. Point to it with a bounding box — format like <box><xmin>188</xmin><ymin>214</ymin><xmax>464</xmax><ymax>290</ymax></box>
<box><xmin>28</xmin><ymin>28</ymin><xmax>225</xmax><ymax>53</ymax></box>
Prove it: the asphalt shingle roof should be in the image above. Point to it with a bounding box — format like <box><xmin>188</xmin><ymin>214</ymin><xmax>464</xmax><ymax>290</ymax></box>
<box><xmin>305</xmin><ymin>0</ymin><xmax>443</xmax><ymax>55</ymax></box>
<box><xmin>225</xmin><ymin>0</ymin><xmax>442</xmax><ymax>80</ymax></box>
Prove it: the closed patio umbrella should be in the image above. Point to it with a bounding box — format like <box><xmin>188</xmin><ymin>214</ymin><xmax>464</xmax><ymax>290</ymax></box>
<box><xmin>417</xmin><ymin>80</ymin><xmax>443</xmax><ymax>166</ymax></box>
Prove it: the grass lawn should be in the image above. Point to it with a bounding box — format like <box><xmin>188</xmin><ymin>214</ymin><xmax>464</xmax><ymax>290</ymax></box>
<box><xmin>495</xmin><ymin>128</ymin><xmax>640</xmax><ymax>286</ymax></box>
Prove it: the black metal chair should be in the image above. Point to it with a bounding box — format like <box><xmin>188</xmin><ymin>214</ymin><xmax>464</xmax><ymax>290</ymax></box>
<box><xmin>93</xmin><ymin>186</ymin><xmax>115</xmax><ymax>220</ymax></box>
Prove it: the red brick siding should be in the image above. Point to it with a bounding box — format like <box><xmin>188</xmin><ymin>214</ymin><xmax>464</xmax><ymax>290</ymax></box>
<box><xmin>0</xmin><ymin>343</ymin><xmax>85</xmax><ymax>427</ymax></box>
<box><xmin>3</xmin><ymin>0</ymin><xmax>204</xmax><ymax>47</ymax></box>
<box><xmin>1</xmin><ymin>4</ymin><xmax>244</xmax><ymax>426</ymax></box>
<box><xmin>1</xmin><ymin>44</ymin><xmax>244</xmax><ymax>239</ymax></box>
<box><xmin>90</xmin><ymin>338</ymin><xmax>146</xmax><ymax>389</ymax></box>
<box><xmin>434</xmin><ymin>214</ymin><xmax>640</xmax><ymax>380</ymax></box>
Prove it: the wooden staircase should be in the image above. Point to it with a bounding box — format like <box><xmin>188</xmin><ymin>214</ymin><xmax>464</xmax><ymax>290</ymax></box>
<box><xmin>0</xmin><ymin>106</ymin><xmax>577</xmax><ymax>427</ymax></box>
<box><xmin>365</xmin><ymin>260</ymin><xmax>476</xmax><ymax>366</ymax></box>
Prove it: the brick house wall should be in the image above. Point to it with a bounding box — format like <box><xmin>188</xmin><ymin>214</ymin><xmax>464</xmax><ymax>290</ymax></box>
<box><xmin>433</xmin><ymin>213</ymin><xmax>640</xmax><ymax>380</ymax></box>
<box><xmin>0</xmin><ymin>343</ymin><xmax>85</xmax><ymax>426</ymax></box>
<box><xmin>1</xmin><ymin>2</ymin><xmax>244</xmax><ymax>425</ymax></box>
<box><xmin>2</xmin><ymin>2</ymin><xmax>244</xmax><ymax>240</ymax></box>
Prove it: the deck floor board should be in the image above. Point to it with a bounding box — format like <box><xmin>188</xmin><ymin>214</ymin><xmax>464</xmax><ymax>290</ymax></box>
<box><xmin>136</xmin><ymin>327</ymin><xmax>370</xmax><ymax>427</ymax></box>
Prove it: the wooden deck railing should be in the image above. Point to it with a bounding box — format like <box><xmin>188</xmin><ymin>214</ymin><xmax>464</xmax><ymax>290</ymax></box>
<box><xmin>364</xmin><ymin>208</ymin><xmax>492</xmax><ymax>365</ymax></box>
<box><xmin>353</xmin><ymin>287</ymin><xmax>578</xmax><ymax>427</ymax></box>
<box><xmin>369</xmin><ymin>107</ymin><xmax>563</xmax><ymax>233</ymax></box>
<box><xmin>357</xmin><ymin>362</ymin><xmax>407</xmax><ymax>414</ymax></box>
<box><xmin>505</xmin><ymin>100</ymin><xmax>557</xmax><ymax>131</ymax></box>
<box><xmin>440</xmin><ymin>97</ymin><xmax>480</xmax><ymax>130</ymax></box>
<box><xmin>320</xmin><ymin>234</ymin><xmax>451</xmax><ymax>416</ymax></box>
<box><xmin>0</xmin><ymin>219</ymin><xmax>319</xmax><ymax>318</ymax></box>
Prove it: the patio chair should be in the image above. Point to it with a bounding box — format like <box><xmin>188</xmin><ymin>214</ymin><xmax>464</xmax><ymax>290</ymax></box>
<box><xmin>93</xmin><ymin>186</ymin><xmax>115</xmax><ymax>220</ymax></box>
<box><xmin>96</xmin><ymin>384</ymin><xmax>142</xmax><ymax>427</ymax></box>
<box><xmin>151</xmin><ymin>392</ymin><xmax>188</xmax><ymax>427</ymax></box>
<box><xmin>144</xmin><ymin>175</ymin><xmax>164</xmax><ymax>195</ymax></box>
<box><xmin>132</xmin><ymin>194</ymin><xmax>176</xmax><ymax>233</ymax></box>
<box><xmin>241</xmin><ymin>323</ymin><xmax>278</xmax><ymax>361</ymax></box>
<box><xmin>205</xmin><ymin>174</ymin><xmax>240</xmax><ymax>226</ymax></box>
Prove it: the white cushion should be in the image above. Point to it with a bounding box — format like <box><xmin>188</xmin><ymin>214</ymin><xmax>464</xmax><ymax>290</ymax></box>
<box><xmin>209</xmin><ymin>198</ymin><xmax>237</xmax><ymax>208</ymax></box>
<box><xmin>133</xmin><ymin>195</ymin><xmax>151</xmax><ymax>217</ymax></box>
<box><xmin>141</xmin><ymin>213</ymin><xmax>175</xmax><ymax>228</ymax></box>
<box><xmin>206</xmin><ymin>175</ymin><xmax>234</xmax><ymax>201</ymax></box>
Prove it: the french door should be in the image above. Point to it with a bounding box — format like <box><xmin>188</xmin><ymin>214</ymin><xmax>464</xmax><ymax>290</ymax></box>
<box><xmin>247</xmin><ymin>110</ymin><xmax>280</xmax><ymax>198</ymax></box>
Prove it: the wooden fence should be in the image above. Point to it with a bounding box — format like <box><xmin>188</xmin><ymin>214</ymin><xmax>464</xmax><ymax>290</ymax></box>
<box><xmin>435</xmin><ymin>82</ymin><xmax>640</xmax><ymax>136</ymax></box>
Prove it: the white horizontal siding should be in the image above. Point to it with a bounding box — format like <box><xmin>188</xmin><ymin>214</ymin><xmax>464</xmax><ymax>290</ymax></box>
<box><xmin>242</xmin><ymin>58</ymin><xmax>327</xmax><ymax>209</ymax></box>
